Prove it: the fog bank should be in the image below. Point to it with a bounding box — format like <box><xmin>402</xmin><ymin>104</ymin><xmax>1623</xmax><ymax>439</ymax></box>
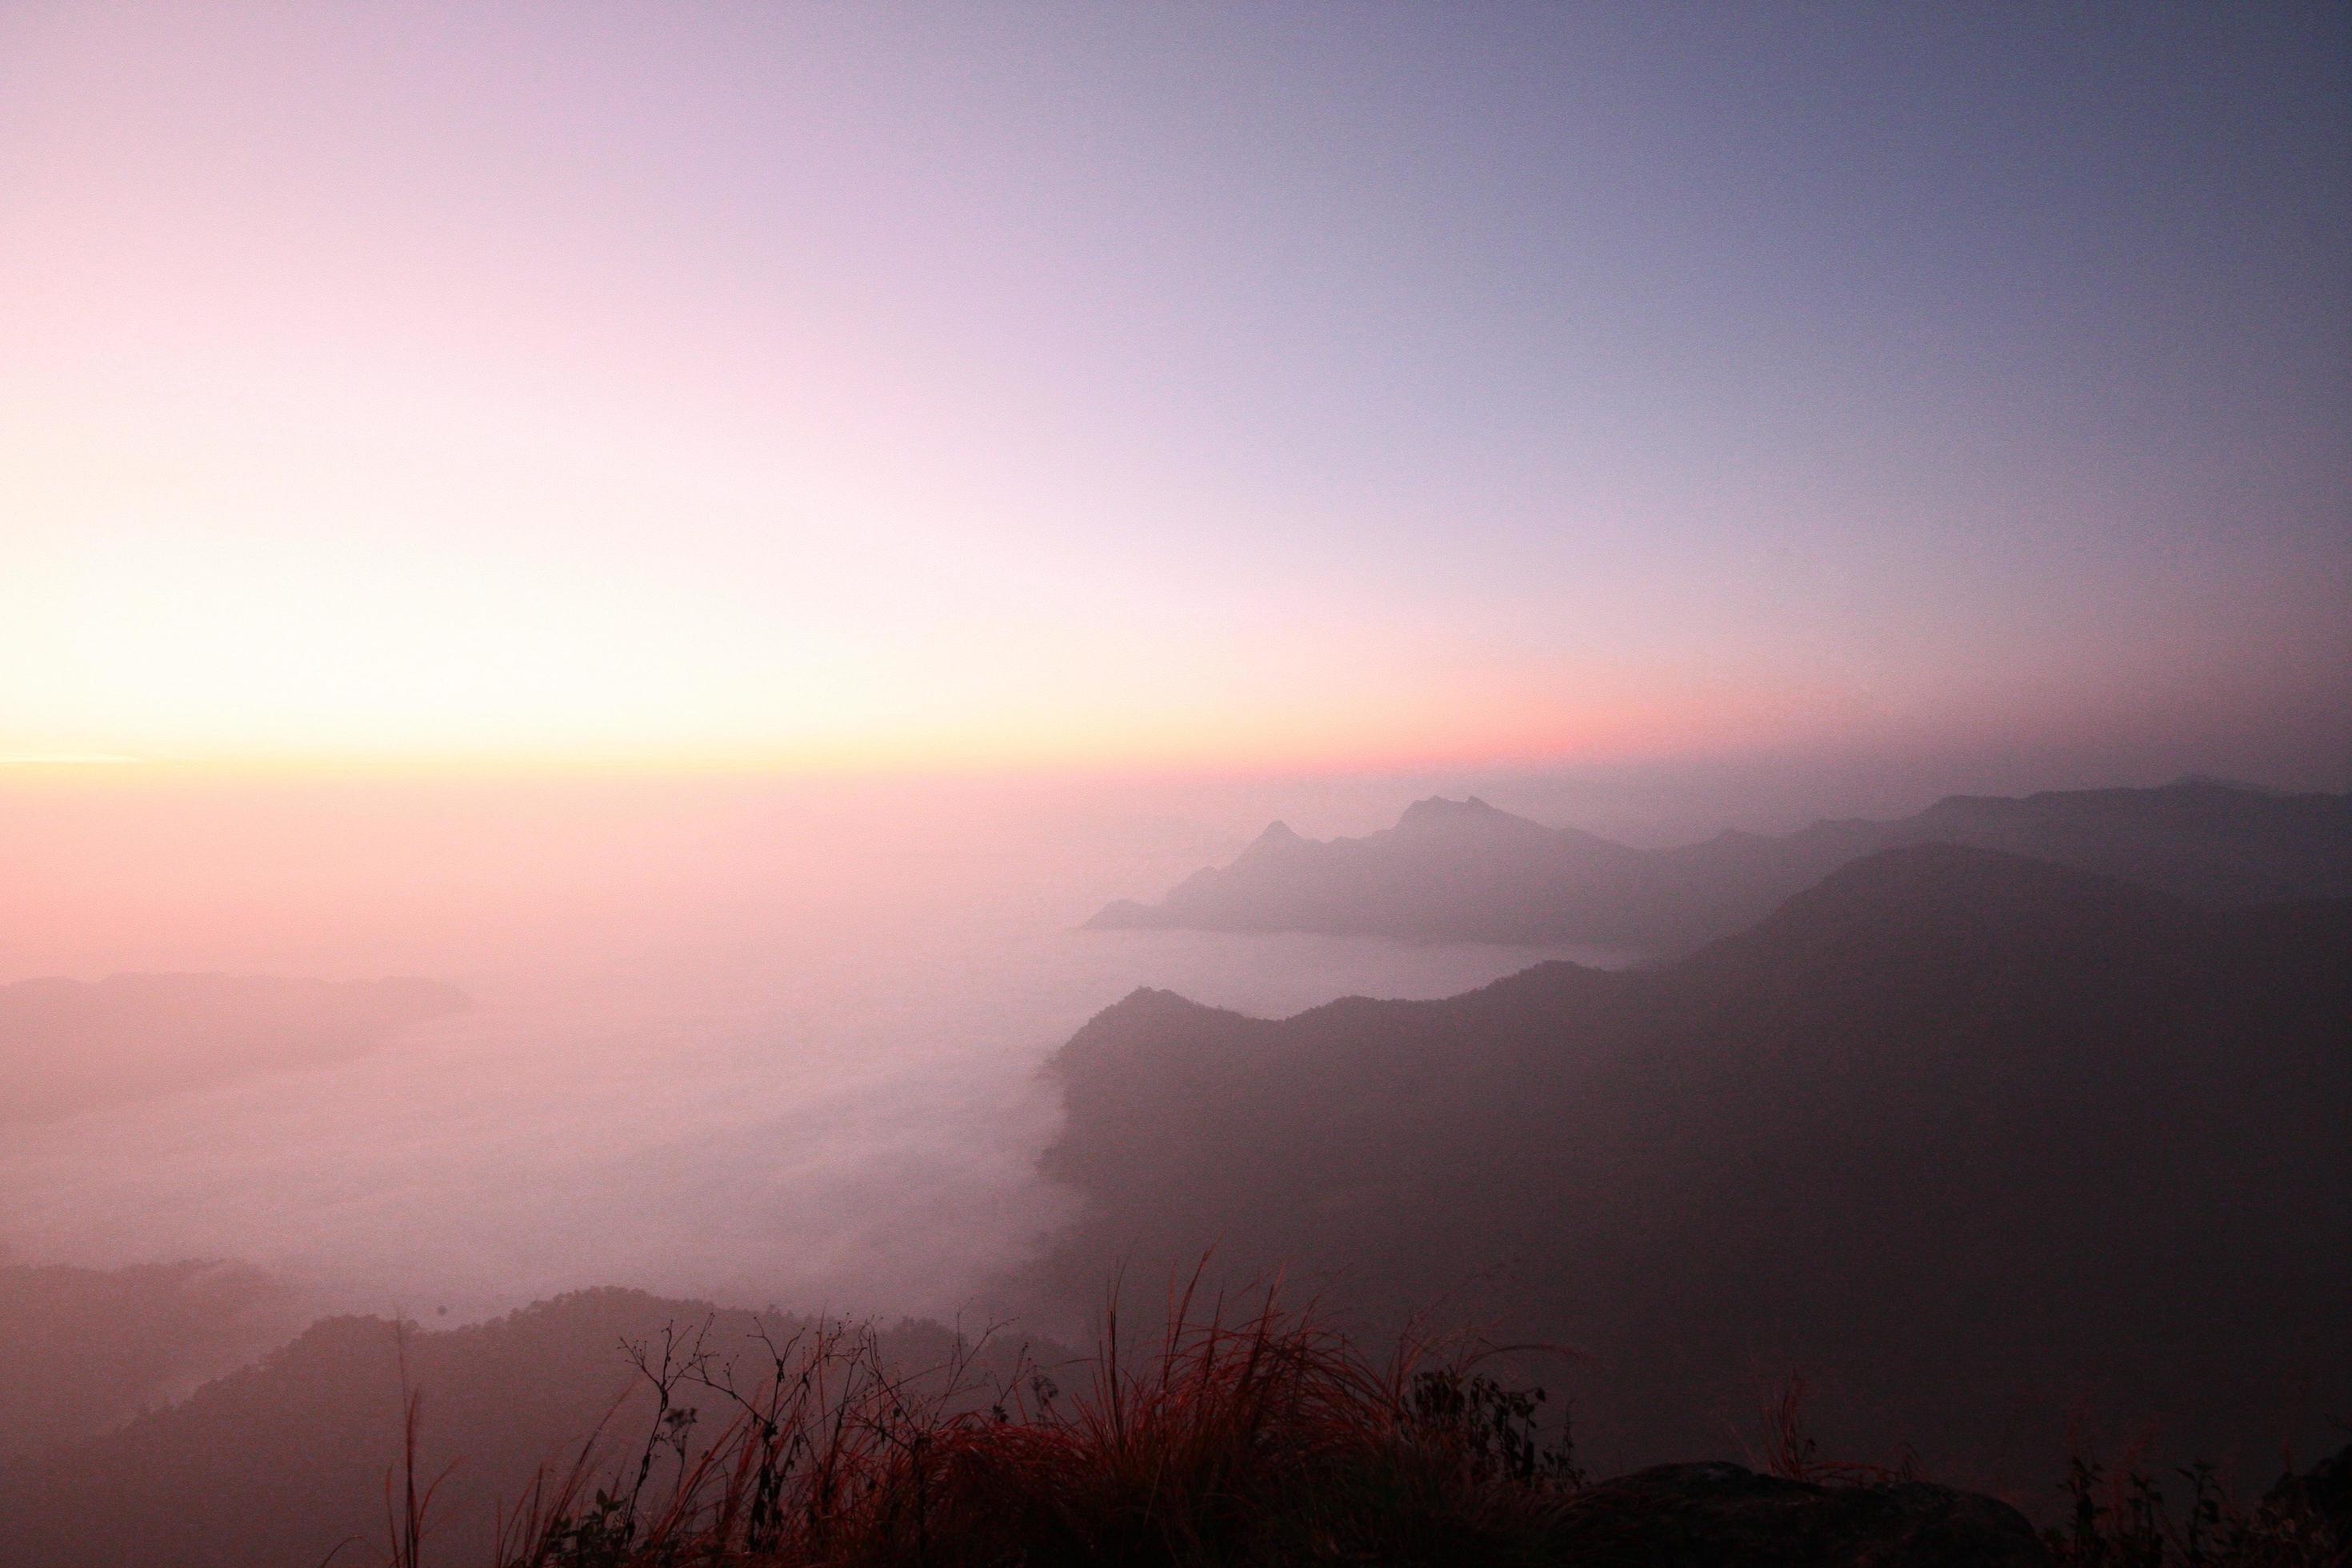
<box><xmin>0</xmin><ymin>771</ymin><xmax>1612</xmax><ymax>1322</ymax></box>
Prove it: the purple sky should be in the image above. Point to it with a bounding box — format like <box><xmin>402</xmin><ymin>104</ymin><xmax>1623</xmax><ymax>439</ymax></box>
<box><xmin>2</xmin><ymin>3</ymin><xmax>2344</xmax><ymax>780</ymax></box>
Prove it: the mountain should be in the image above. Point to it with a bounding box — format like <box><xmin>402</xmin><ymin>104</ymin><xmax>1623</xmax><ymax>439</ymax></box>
<box><xmin>0</xmin><ymin>972</ymin><xmax>471</xmax><ymax>1123</ymax></box>
<box><xmin>0</xmin><ymin>1288</ymin><xmax>1060</xmax><ymax>1568</ymax></box>
<box><xmin>1085</xmin><ymin>779</ymin><xmax>2352</xmax><ymax>954</ymax></box>
<box><xmin>0</xmin><ymin>1260</ymin><xmax>306</xmax><ymax>1458</ymax></box>
<box><xmin>1043</xmin><ymin>846</ymin><xmax>2352</xmax><ymax>1481</ymax></box>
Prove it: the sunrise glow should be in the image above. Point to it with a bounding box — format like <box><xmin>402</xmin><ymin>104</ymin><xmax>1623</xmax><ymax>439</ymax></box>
<box><xmin>6</xmin><ymin>4</ymin><xmax>2342</xmax><ymax>782</ymax></box>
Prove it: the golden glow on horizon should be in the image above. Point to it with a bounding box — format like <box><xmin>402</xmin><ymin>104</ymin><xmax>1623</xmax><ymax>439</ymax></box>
<box><xmin>0</xmin><ymin>6</ymin><xmax>1938</xmax><ymax>786</ymax></box>
<box><xmin>1</xmin><ymin>383</ymin><xmax>1843</xmax><ymax>778</ymax></box>
<box><xmin>0</xmin><ymin>640</ymin><xmax>1836</xmax><ymax>782</ymax></box>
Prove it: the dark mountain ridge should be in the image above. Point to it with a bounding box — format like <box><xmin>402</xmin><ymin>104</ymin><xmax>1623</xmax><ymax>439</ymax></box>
<box><xmin>1086</xmin><ymin>778</ymin><xmax>2352</xmax><ymax>952</ymax></box>
<box><xmin>0</xmin><ymin>1259</ymin><xmax>305</xmax><ymax>1458</ymax></box>
<box><xmin>1045</xmin><ymin>846</ymin><xmax>2352</xmax><ymax>1482</ymax></box>
<box><xmin>0</xmin><ymin>1286</ymin><xmax>1061</xmax><ymax>1568</ymax></box>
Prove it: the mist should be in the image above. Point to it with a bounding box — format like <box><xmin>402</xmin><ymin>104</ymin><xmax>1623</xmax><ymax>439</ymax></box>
<box><xmin>0</xmin><ymin>769</ymin><xmax>1615</xmax><ymax>1322</ymax></box>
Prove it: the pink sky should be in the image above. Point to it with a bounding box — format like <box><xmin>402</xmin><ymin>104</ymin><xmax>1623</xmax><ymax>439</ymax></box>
<box><xmin>2</xmin><ymin>4</ymin><xmax>2344</xmax><ymax>780</ymax></box>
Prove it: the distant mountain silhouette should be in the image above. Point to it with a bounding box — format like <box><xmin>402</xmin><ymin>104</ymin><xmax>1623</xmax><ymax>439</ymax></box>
<box><xmin>1045</xmin><ymin>846</ymin><xmax>2352</xmax><ymax>1481</ymax></box>
<box><xmin>1086</xmin><ymin>779</ymin><xmax>2352</xmax><ymax>953</ymax></box>
<box><xmin>0</xmin><ymin>973</ymin><xmax>470</xmax><ymax>1123</ymax></box>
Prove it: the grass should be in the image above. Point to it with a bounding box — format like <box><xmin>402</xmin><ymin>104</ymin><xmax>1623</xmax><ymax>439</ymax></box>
<box><xmin>421</xmin><ymin>1278</ymin><xmax>1580</xmax><ymax>1568</ymax></box>
<box><xmin>2043</xmin><ymin>1452</ymin><xmax>2350</xmax><ymax>1567</ymax></box>
<box><xmin>362</xmin><ymin>1282</ymin><xmax>2344</xmax><ymax>1568</ymax></box>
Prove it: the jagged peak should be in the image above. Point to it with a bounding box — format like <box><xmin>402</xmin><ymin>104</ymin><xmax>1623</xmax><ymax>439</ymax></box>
<box><xmin>1232</xmin><ymin>818</ymin><xmax>1311</xmax><ymax>865</ymax></box>
<box><xmin>1392</xmin><ymin>794</ymin><xmax>1559</xmax><ymax>846</ymax></box>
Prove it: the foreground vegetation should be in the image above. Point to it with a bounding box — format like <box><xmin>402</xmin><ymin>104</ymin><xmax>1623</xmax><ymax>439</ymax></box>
<box><xmin>355</xmin><ymin>1290</ymin><xmax>2345</xmax><ymax>1568</ymax></box>
<box><xmin>458</xmin><ymin>1289</ymin><xmax>1578</xmax><ymax>1568</ymax></box>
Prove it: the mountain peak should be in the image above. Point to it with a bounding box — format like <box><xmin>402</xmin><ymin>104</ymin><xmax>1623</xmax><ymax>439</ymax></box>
<box><xmin>1400</xmin><ymin>794</ymin><xmax>1496</xmax><ymax>822</ymax></box>
<box><xmin>1391</xmin><ymin>796</ymin><xmax>1561</xmax><ymax>850</ymax></box>
<box><xmin>1231</xmin><ymin>819</ymin><xmax>1310</xmax><ymax>865</ymax></box>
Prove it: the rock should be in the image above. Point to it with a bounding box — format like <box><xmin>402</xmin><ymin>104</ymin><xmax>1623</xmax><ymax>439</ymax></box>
<box><xmin>2262</xmin><ymin>1442</ymin><xmax>2352</xmax><ymax>1550</ymax></box>
<box><xmin>1548</xmin><ymin>1461</ymin><xmax>2049</xmax><ymax>1566</ymax></box>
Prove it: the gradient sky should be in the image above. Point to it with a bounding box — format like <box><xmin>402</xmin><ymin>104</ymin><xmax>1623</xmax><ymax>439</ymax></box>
<box><xmin>2</xmin><ymin>2</ymin><xmax>2346</xmax><ymax>777</ymax></box>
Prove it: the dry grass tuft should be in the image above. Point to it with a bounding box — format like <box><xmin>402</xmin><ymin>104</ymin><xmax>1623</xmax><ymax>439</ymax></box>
<box><xmin>449</xmin><ymin>1276</ymin><xmax>1579</xmax><ymax>1568</ymax></box>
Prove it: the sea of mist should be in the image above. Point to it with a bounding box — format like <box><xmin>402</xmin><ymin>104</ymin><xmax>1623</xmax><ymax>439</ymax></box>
<box><xmin>0</xmin><ymin>770</ymin><xmax>1626</xmax><ymax>1327</ymax></box>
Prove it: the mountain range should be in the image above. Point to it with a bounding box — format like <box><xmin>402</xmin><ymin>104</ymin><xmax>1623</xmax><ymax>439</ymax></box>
<box><xmin>1046</xmin><ymin>843</ymin><xmax>2352</xmax><ymax>1482</ymax></box>
<box><xmin>0</xmin><ymin>1259</ymin><xmax>303</xmax><ymax>1458</ymax></box>
<box><xmin>1086</xmin><ymin>778</ymin><xmax>2352</xmax><ymax>954</ymax></box>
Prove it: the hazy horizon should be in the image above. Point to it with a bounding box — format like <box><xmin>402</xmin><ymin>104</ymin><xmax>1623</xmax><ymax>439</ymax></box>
<box><xmin>2</xmin><ymin>770</ymin><xmax>1634</xmax><ymax>1329</ymax></box>
<box><xmin>4</xmin><ymin>762</ymin><xmax>2336</xmax><ymax>1329</ymax></box>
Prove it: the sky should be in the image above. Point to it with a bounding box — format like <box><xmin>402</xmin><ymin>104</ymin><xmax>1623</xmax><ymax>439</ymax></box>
<box><xmin>2</xmin><ymin>2</ymin><xmax>2346</xmax><ymax>782</ymax></box>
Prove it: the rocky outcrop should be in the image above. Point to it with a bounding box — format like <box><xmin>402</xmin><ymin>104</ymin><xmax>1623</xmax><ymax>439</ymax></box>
<box><xmin>1550</xmin><ymin>1462</ymin><xmax>2048</xmax><ymax>1566</ymax></box>
<box><xmin>2262</xmin><ymin>1442</ymin><xmax>2352</xmax><ymax>1554</ymax></box>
